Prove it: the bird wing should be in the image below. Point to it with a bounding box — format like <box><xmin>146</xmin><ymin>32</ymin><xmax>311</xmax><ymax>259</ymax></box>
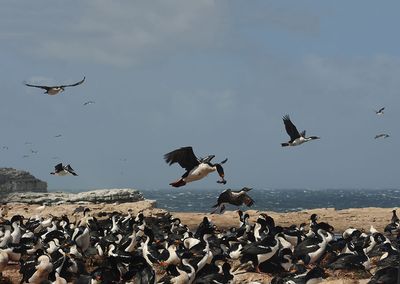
<box><xmin>283</xmin><ymin>115</ymin><xmax>301</xmax><ymax>140</ymax></box>
<box><xmin>217</xmin><ymin>189</ymin><xmax>231</xmax><ymax>203</ymax></box>
<box><xmin>242</xmin><ymin>194</ymin><xmax>255</xmax><ymax>207</ymax></box>
<box><xmin>241</xmin><ymin>242</ymin><xmax>272</xmax><ymax>255</ymax></box>
<box><xmin>378</xmin><ymin>107</ymin><xmax>385</xmax><ymax>112</ymax></box>
<box><xmin>61</xmin><ymin>77</ymin><xmax>86</xmax><ymax>88</ymax></box>
<box><xmin>24</xmin><ymin>83</ymin><xmax>51</xmax><ymax>91</ymax></box>
<box><xmin>65</xmin><ymin>164</ymin><xmax>78</xmax><ymax>175</ymax></box>
<box><xmin>164</xmin><ymin>146</ymin><xmax>199</xmax><ymax>171</ymax></box>
<box><xmin>54</xmin><ymin>163</ymin><xmax>63</xmax><ymax>171</ymax></box>
<box><xmin>65</xmin><ymin>164</ymin><xmax>75</xmax><ymax>171</ymax></box>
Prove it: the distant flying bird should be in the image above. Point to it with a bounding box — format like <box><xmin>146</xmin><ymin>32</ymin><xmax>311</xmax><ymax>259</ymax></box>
<box><xmin>83</xmin><ymin>100</ymin><xmax>95</xmax><ymax>106</ymax></box>
<box><xmin>375</xmin><ymin>133</ymin><xmax>390</xmax><ymax>139</ymax></box>
<box><xmin>50</xmin><ymin>163</ymin><xmax>78</xmax><ymax>176</ymax></box>
<box><xmin>211</xmin><ymin>187</ymin><xmax>255</xmax><ymax>214</ymax></box>
<box><xmin>25</xmin><ymin>76</ymin><xmax>85</xmax><ymax>95</ymax></box>
<box><xmin>164</xmin><ymin>146</ymin><xmax>228</xmax><ymax>187</ymax></box>
<box><xmin>54</xmin><ymin>134</ymin><xmax>62</xmax><ymax>138</ymax></box>
<box><xmin>375</xmin><ymin>107</ymin><xmax>385</xmax><ymax>116</ymax></box>
<box><xmin>30</xmin><ymin>149</ymin><xmax>38</xmax><ymax>154</ymax></box>
<box><xmin>281</xmin><ymin>115</ymin><xmax>320</xmax><ymax>147</ymax></box>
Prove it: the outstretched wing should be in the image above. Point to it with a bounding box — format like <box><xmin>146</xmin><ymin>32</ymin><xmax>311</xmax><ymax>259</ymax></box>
<box><xmin>164</xmin><ymin>146</ymin><xmax>199</xmax><ymax>171</ymax></box>
<box><xmin>217</xmin><ymin>189</ymin><xmax>231</xmax><ymax>204</ymax></box>
<box><xmin>24</xmin><ymin>82</ymin><xmax>51</xmax><ymax>91</ymax></box>
<box><xmin>241</xmin><ymin>194</ymin><xmax>254</xmax><ymax>207</ymax></box>
<box><xmin>54</xmin><ymin>163</ymin><xmax>63</xmax><ymax>172</ymax></box>
<box><xmin>283</xmin><ymin>115</ymin><xmax>301</xmax><ymax>141</ymax></box>
<box><xmin>65</xmin><ymin>164</ymin><xmax>78</xmax><ymax>176</ymax></box>
<box><xmin>378</xmin><ymin>107</ymin><xmax>385</xmax><ymax>113</ymax></box>
<box><xmin>61</xmin><ymin>77</ymin><xmax>85</xmax><ymax>88</ymax></box>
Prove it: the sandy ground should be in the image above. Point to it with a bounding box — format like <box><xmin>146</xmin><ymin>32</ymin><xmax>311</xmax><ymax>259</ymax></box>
<box><xmin>1</xmin><ymin>201</ymin><xmax>395</xmax><ymax>283</ymax></box>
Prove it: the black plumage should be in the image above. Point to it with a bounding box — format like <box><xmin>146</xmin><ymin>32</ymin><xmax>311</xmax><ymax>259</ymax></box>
<box><xmin>164</xmin><ymin>146</ymin><xmax>228</xmax><ymax>187</ymax></box>
<box><xmin>211</xmin><ymin>187</ymin><xmax>254</xmax><ymax>214</ymax></box>
<box><xmin>25</xmin><ymin>77</ymin><xmax>85</xmax><ymax>95</ymax></box>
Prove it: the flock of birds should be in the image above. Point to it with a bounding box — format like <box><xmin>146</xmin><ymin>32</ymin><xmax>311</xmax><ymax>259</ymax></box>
<box><xmin>1</xmin><ymin>206</ymin><xmax>400</xmax><ymax>283</ymax></box>
<box><xmin>0</xmin><ymin>77</ymin><xmax>394</xmax><ymax>283</ymax></box>
<box><xmin>19</xmin><ymin>76</ymin><xmax>391</xmax><ymax>190</ymax></box>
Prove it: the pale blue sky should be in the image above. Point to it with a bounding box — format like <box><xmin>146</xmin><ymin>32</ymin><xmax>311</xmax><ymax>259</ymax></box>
<box><xmin>0</xmin><ymin>1</ymin><xmax>399</xmax><ymax>191</ymax></box>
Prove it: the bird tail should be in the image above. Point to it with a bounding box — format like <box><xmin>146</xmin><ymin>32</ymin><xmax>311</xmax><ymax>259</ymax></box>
<box><xmin>281</xmin><ymin>143</ymin><xmax>290</xmax><ymax>147</ymax></box>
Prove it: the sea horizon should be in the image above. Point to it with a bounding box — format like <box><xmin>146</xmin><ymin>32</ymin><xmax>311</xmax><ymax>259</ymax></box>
<box><xmin>48</xmin><ymin>187</ymin><xmax>400</xmax><ymax>213</ymax></box>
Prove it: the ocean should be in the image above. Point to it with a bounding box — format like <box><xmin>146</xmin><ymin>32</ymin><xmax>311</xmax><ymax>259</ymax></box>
<box><xmin>140</xmin><ymin>188</ymin><xmax>400</xmax><ymax>213</ymax></box>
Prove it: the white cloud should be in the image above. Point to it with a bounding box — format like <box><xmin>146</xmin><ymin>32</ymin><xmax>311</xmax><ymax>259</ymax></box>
<box><xmin>302</xmin><ymin>54</ymin><xmax>400</xmax><ymax>97</ymax></box>
<box><xmin>36</xmin><ymin>1</ymin><xmax>224</xmax><ymax>66</ymax></box>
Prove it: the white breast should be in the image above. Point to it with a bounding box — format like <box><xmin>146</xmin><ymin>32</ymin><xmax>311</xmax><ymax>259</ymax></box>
<box><xmin>185</xmin><ymin>163</ymin><xmax>215</xmax><ymax>182</ymax></box>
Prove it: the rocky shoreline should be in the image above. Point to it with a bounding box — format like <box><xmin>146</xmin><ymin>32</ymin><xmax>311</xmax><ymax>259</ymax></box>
<box><xmin>2</xmin><ymin>188</ymin><xmax>145</xmax><ymax>204</ymax></box>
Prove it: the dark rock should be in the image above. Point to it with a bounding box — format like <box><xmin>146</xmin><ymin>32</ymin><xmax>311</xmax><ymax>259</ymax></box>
<box><xmin>0</xmin><ymin>168</ymin><xmax>47</xmax><ymax>197</ymax></box>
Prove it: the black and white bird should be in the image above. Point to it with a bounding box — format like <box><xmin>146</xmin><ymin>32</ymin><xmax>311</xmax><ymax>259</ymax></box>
<box><xmin>281</xmin><ymin>115</ymin><xmax>320</xmax><ymax>147</ymax></box>
<box><xmin>211</xmin><ymin>187</ymin><xmax>255</xmax><ymax>214</ymax></box>
<box><xmin>25</xmin><ymin>76</ymin><xmax>85</xmax><ymax>95</ymax></box>
<box><xmin>164</xmin><ymin>146</ymin><xmax>228</xmax><ymax>187</ymax></box>
<box><xmin>375</xmin><ymin>107</ymin><xmax>385</xmax><ymax>116</ymax></box>
<box><xmin>391</xmin><ymin>209</ymin><xmax>399</xmax><ymax>224</ymax></box>
<box><xmin>83</xmin><ymin>100</ymin><xmax>95</xmax><ymax>106</ymax></box>
<box><xmin>50</xmin><ymin>163</ymin><xmax>78</xmax><ymax>176</ymax></box>
<box><xmin>374</xmin><ymin>133</ymin><xmax>390</xmax><ymax>139</ymax></box>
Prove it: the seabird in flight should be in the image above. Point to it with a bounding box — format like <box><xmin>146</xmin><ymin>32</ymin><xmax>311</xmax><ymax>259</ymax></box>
<box><xmin>211</xmin><ymin>187</ymin><xmax>255</xmax><ymax>214</ymax></box>
<box><xmin>50</xmin><ymin>163</ymin><xmax>78</xmax><ymax>176</ymax></box>
<box><xmin>83</xmin><ymin>100</ymin><xmax>95</xmax><ymax>106</ymax></box>
<box><xmin>375</xmin><ymin>107</ymin><xmax>385</xmax><ymax>116</ymax></box>
<box><xmin>25</xmin><ymin>76</ymin><xmax>85</xmax><ymax>95</ymax></box>
<box><xmin>281</xmin><ymin>115</ymin><xmax>320</xmax><ymax>147</ymax></box>
<box><xmin>375</xmin><ymin>133</ymin><xmax>390</xmax><ymax>139</ymax></box>
<box><xmin>164</xmin><ymin>146</ymin><xmax>228</xmax><ymax>187</ymax></box>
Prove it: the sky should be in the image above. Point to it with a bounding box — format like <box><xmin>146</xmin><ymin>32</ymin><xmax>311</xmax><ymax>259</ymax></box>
<box><xmin>0</xmin><ymin>1</ymin><xmax>399</xmax><ymax>191</ymax></box>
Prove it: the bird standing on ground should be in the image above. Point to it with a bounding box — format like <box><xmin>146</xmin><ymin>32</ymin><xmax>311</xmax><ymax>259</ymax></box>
<box><xmin>50</xmin><ymin>163</ymin><xmax>78</xmax><ymax>176</ymax></box>
<box><xmin>164</xmin><ymin>146</ymin><xmax>228</xmax><ymax>187</ymax></box>
<box><xmin>24</xmin><ymin>77</ymin><xmax>85</xmax><ymax>95</ymax></box>
<box><xmin>211</xmin><ymin>187</ymin><xmax>255</xmax><ymax>214</ymax></box>
<box><xmin>281</xmin><ymin>115</ymin><xmax>320</xmax><ymax>147</ymax></box>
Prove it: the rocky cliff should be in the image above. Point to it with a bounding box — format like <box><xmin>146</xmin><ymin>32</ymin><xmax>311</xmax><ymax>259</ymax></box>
<box><xmin>3</xmin><ymin>188</ymin><xmax>145</xmax><ymax>204</ymax></box>
<box><xmin>0</xmin><ymin>167</ymin><xmax>47</xmax><ymax>196</ymax></box>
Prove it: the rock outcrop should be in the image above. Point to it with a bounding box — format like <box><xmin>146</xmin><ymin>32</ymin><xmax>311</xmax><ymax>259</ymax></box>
<box><xmin>0</xmin><ymin>168</ymin><xmax>47</xmax><ymax>196</ymax></box>
<box><xmin>3</xmin><ymin>188</ymin><xmax>145</xmax><ymax>204</ymax></box>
